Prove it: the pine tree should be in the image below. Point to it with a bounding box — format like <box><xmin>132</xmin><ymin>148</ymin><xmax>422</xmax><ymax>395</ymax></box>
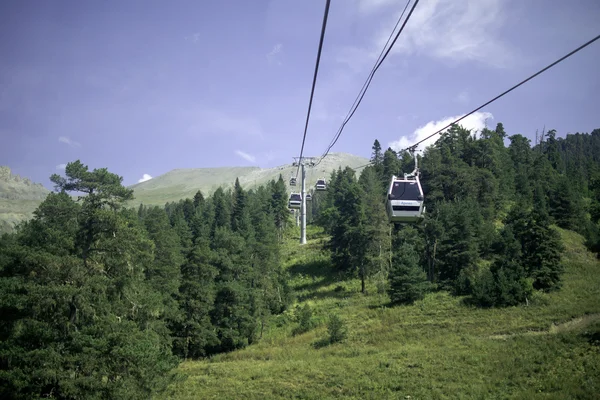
<box><xmin>507</xmin><ymin>202</ymin><xmax>564</xmax><ymax>291</ymax></box>
<box><xmin>2</xmin><ymin>161</ymin><xmax>179</xmax><ymax>399</ymax></box>
<box><xmin>381</xmin><ymin>148</ymin><xmax>400</xmax><ymax>190</ymax></box>
<box><xmin>472</xmin><ymin>226</ymin><xmax>532</xmax><ymax>307</ymax></box>
<box><xmin>388</xmin><ymin>243</ymin><xmax>431</xmax><ymax>304</ymax></box>
<box><xmin>434</xmin><ymin>199</ymin><xmax>480</xmax><ymax>291</ymax></box>
<box><xmin>509</xmin><ymin>134</ymin><xmax>533</xmax><ymax>200</ymax></box>
<box><xmin>212</xmin><ymin>187</ymin><xmax>232</xmax><ymax>232</ymax></box>
<box><xmin>328</xmin><ymin>168</ymin><xmax>366</xmax><ymax>279</ymax></box>
<box><xmin>193</xmin><ymin>190</ymin><xmax>205</xmax><ymax>209</ymax></box>
<box><xmin>142</xmin><ymin>206</ymin><xmax>183</xmax><ymax>322</ymax></box>
<box><xmin>269</xmin><ymin>175</ymin><xmax>290</xmax><ymax>239</ymax></box>
<box><xmin>173</xmin><ymin>237</ymin><xmax>219</xmax><ymax>358</ymax></box>
<box><xmin>548</xmin><ymin>175</ymin><xmax>584</xmax><ymax>231</ymax></box>
<box><xmin>358</xmin><ymin>166</ymin><xmax>389</xmax><ymax>293</ymax></box>
<box><xmin>171</xmin><ymin>206</ymin><xmax>193</xmax><ymax>254</ymax></box>
<box><xmin>231</xmin><ymin>178</ymin><xmax>253</xmax><ymax>239</ymax></box>
<box><xmin>371</xmin><ymin>139</ymin><xmax>384</xmax><ymax>176</ymax></box>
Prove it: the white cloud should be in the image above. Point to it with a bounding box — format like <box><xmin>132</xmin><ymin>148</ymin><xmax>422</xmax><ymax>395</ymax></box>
<box><xmin>235</xmin><ymin>150</ymin><xmax>256</xmax><ymax>163</ymax></box>
<box><xmin>339</xmin><ymin>0</ymin><xmax>512</xmax><ymax>72</ymax></box>
<box><xmin>58</xmin><ymin>136</ymin><xmax>81</xmax><ymax>147</ymax></box>
<box><xmin>56</xmin><ymin>163</ymin><xmax>66</xmax><ymax>170</ymax></box>
<box><xmin>389</xmin><ymin>111</ymin><xmax>493</xmax><ymax>152</ymax></box>
<box><xmin>373</xmin><ymin>0</ymin><xmax>512</xmax><ymax>67</ymax></box>
<box><xmin>138</xmin><ymin>174</ymin><xmax>153</xmax><ymax>183</ymax></box>
<box><xmin>267</xmin><ymin>43</ymin><xmax>283</xmax><ymax>65</ymax></box>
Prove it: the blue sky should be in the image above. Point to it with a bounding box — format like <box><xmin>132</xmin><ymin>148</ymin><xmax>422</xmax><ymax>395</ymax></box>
<box><xmin>1</xmin><ymin>0</ymin><xmax>599</xmax><ymax>187</ymax></box>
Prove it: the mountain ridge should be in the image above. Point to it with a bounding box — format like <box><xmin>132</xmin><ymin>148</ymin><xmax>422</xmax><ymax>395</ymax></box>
<box><xmin>0</xmin><ymin>166</ymin><xmax>51</xmax><ymax>234</ymax></box>
<box><xmin>0</xmin><ymin>152</ymin><xmax>370</xmax><ymax>232</ymax></box>
<box><xmin>127</xmin><ymin>152</ymin><xmax>369</xmax><ymax>206</ymax></box>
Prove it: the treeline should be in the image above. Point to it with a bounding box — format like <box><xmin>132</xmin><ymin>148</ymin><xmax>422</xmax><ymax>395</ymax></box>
<box><xmin>315</xmin><ymin>124</ymin><xmax>600</xmax><ymax>307</ymax></box>
<box><xmin>0</xmin><ymin>161</ymin><xmax>293</xmax><ymax>399</ymax></box>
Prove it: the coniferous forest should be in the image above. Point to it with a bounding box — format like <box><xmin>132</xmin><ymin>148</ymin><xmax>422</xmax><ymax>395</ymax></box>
<box><xmin>2</xmin><ymin>124</ymin><xmax>600</xmax><ymax>398</ymax></box>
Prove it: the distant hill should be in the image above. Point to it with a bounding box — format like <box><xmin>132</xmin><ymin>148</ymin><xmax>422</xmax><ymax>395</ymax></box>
<box><xmin>0</xmin><ymin>166</ymin><xmax>50</xmax><ymax>234</ymax></box>
<box><xmin>0</xmin><ymin>153</ymin><xmax>370</xmax><ymax>232</ymax></box>
<box><xmin>128</xmin><ymin>153</ymin><xmax>369</xmax><ymax>206</ymax></box>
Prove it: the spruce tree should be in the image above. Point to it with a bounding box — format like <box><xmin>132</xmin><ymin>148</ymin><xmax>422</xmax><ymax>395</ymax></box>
<box><xmin>358</xmin><ymin>166</ymin><xmax>390</xmax><ymax>293</ymax></box>
<box><xmin>388</xmin><ymin>243</ymin><xmax>431</xmax><ymax>304</ymax></box>
<box><xmin>2</xmin><ymin>161</ymin><xmax>178</xmax><ymax>399</ymax></box>
<box><xmin>174</xmin><ymin>237</ymin><xmax>219</xmax><ymax>358</ymax></box>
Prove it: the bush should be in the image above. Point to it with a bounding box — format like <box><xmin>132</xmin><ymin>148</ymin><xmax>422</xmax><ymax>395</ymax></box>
<box><xmin>292</xmin><ymin>304</ymin><xmax>315</xmax><ymax>336</ymax></box>
<box><xmin>326</xmin><ymin>313</ymin><xmax>347</xmax><ymax>344</ymax></box>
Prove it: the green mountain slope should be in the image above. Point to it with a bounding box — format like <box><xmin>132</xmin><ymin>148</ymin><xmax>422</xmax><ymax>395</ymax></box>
<box><xmin>128</xmin><ymin>153</ymin><xmax>369</xmax><ymax>206</ymax></box>
<box><xmin>0</xmin><ymin>153</ymin><xmax>369</xmax><ymax>232</ymax></box>
<box><xmin>165</xmin><ymin>226</ymin><xmax>600</xmax><ymax>399</ymax></box>
<box><xmin>0</xmin><ymin>166</ymin><xmax>50</xmax><ymax>234</ymax></box>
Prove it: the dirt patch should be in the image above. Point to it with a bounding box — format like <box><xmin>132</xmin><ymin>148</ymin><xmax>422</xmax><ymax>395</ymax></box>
<box><xmin>488</xmin><ymin>313</ymin><xmax>600</xmax><ymax>340</ymax></box>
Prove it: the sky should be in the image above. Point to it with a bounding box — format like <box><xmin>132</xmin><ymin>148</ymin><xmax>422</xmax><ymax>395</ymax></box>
<box><xmin>1</xmin><ymin>0</ymin><xmax>599</xmax><ymax>188</ymax></box>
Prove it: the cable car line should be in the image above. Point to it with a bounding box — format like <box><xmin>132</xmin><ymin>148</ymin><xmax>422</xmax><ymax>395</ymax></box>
<box><xmin>314</xmin><ymin>0</ymin><xmax>419</xmax><ymax>168</ymax></box>
<box><xmin>316</xmin><ymin>0</ymin><xmax>413</xmax><ymax>163</ymax></box>
<box><xmin>295</xmin><ymin>0</ymin><xmax>331</xmax><ymax>179</ymax></box>
<box><xmin>346</xmin><ymin>32</ymin><xmax>600</xmax><ymax>172</ymax></box>
<box><xmin>398</xmin><ymin>32</ymin><xmax>600</xmax><ymax>153</ymax></box>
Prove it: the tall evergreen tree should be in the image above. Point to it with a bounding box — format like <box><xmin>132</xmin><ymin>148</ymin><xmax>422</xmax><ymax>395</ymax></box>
<box><xmin>173</xmin><ymin>237</ymin><xmax>219</xmax><ymax>358</ymax></box>
<box><xmin>1</xmin><ymin>161</ymin><xmax>178</xmax><ymax>399</ymax></box>
<box><xmin>388</xmin><ymin>243</ymin><xmax>431</xmax><ymax>304</ymax></box>
<box><xmin>358</xmin><ymin>166</ymin><xmax>390</xmax><ymax>293</ymax></box>
<box><xmin>142</xmin><ymin>206</ymin><xmax>184</xmax><ymax>323</ymax></box>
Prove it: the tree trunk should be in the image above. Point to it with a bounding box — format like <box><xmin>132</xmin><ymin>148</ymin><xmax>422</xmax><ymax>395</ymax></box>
<box><xmin>361</xmin><ymin>263</ymin><xmax>366</xmax><ymax>294</ymax></box>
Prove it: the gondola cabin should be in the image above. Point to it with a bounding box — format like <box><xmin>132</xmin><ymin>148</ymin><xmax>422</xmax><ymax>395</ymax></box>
<box><xmin>315</xmin><ymin>178</ymin><xmax>327</xmax><ymax>191</ymax></box>
<box><xmin>288</xmin><ymin>192</ymin><xmax>302</xmax><ymax>209</ymax></box>
<box><xmin>386</xmin><ymin>175</ymin><xmax>425</xmax><ymax>223</ymax></box>
<box><xmin>290</xmin><ymin>177</ymin><xmax>297</xmax><ymax>186</ymax></box>
<box><xmin>306</xmin><ymin>193</ymin><xmax>312</xmax><ymax>201</ymax></box>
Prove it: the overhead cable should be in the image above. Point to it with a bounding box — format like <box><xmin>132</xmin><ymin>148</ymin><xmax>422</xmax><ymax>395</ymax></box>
<box><xmin>349</xmin><ymin>32</ymin><xmax>600</xmax><ymax>170</ymax></box>
<box><xmin>315</xmin><ymin>0</ymin><xmax>419</xmax><ymax>166</ymax></box>
<box><xmin>295</xmin><ymin>0</ymin><xmax>331</xmax><ymax>178</ymax></box>
<box><xmin>400</xmin><ymin>33</ymin><xmax>600</xmax><ymax>152</ymax></box>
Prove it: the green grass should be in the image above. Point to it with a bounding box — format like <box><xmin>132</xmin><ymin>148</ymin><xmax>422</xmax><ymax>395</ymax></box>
<box><xmin>164</xmin><ymin>227</ymin><xmax>600</xmax><ymax>399</ymax></box>
<box><xmin>128</xmin><ymin>153</ymin><xmax>369</xmax><ymax>207</ymax></box>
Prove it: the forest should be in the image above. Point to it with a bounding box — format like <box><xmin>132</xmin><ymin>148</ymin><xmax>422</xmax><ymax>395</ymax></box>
<box><xmin>1</xmin><ymin>123</ymin><xmax>599</xmax><ymax>399</ymax></box>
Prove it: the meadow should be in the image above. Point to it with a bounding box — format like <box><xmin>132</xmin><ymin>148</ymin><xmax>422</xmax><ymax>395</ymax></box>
<box><xmin>165</xmin><ymin>226</ymin><xmax>600</xmax><ymax>399</ymax></box>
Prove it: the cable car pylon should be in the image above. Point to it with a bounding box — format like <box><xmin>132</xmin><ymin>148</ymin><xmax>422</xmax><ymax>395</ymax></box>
<box><xmin>292</xmin><ymin>156</ymin><xmax>317</xmax><ymax>245</ymax></box>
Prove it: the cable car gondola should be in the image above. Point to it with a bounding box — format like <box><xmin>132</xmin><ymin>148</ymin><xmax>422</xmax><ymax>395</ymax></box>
<box><xmin>315</xmin><ymin>178</ymin><xmax>327</xmax><ymax>191</ymax></box>
<box><xmin>306</xmin><ymin>193</ymin><xmax>312</xmax><ymax>201</ymax></box>
<box><xmin>290</xmin><ymin>177</ymin><xmax>297</xmax><ymax>186</ymax></box>
<box><xmin>386</xmin><ymin>149</ymin><xmax>425</xmax><ymax>223</ymax></box>
<box><xmin>288</xmin><ymin>192</ymin><xmax>302</xmax><ymax>209</ymax></box>
<box><xmin>386</xmin><ymin>176</ymin><xmax>425</xmax><ymax>223</ymax></box>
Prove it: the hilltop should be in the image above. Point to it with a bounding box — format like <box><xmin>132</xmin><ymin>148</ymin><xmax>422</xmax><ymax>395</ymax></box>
<box><xmin>128</xmin><ymin>152</ymin><xmax>369</xmax><ymax>206</ymax></box>
<box><xmin>0</xmin><ymin>153</ymin><xmax>369</xmax><ymax>232</ymax></box>
<box><xmin>0</xmin><ymin>166</ymin><xmax>50</xmax><ymax>234</ymax></box>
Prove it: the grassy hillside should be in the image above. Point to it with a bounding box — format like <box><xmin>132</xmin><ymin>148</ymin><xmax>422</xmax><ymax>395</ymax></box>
<box><xmin>0</xmin><ymin>166</ymin><xmax>50</xmax><ymax>234</ymax></box>
<box><xmin>0</xmin><ymin>153</ymin><xmax>369</xmax><ymax>232</ymax></box>
<box><xmin>128</xmin><ymin>153</ymin><xmax>369</xmax><ymax>207</ymax></box>
<box><xmin>165</xmin><ymin>226</ymin><xmax>600</xmax><ymax>399</ymax></box>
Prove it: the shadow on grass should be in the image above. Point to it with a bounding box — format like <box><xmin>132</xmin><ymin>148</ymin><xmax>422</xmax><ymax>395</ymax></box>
<box><xmin>288</xmin><ymin>258</ymin><xmax>333</xmax><ymax>278</ymax></box>
<box><xmin>312</xmin><ymin>337</ymin><xmax>331</xmax><ymax>349</ymax></box>
<box><xmin>296</xmin><ymin>287</ymin><xmax>351</xmax><ymax>303</ymax></box>
<box><xmin>289</xmin><ymin>257</ymin><xmax>357</xmax><ymax>302</ymax></box>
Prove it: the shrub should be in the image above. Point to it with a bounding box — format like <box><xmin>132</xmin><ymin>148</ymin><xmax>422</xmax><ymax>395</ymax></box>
<box><xmin>327</xmin><ymin>313</ymin><xmax>347</xmax><ymax>344</ymax></box>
